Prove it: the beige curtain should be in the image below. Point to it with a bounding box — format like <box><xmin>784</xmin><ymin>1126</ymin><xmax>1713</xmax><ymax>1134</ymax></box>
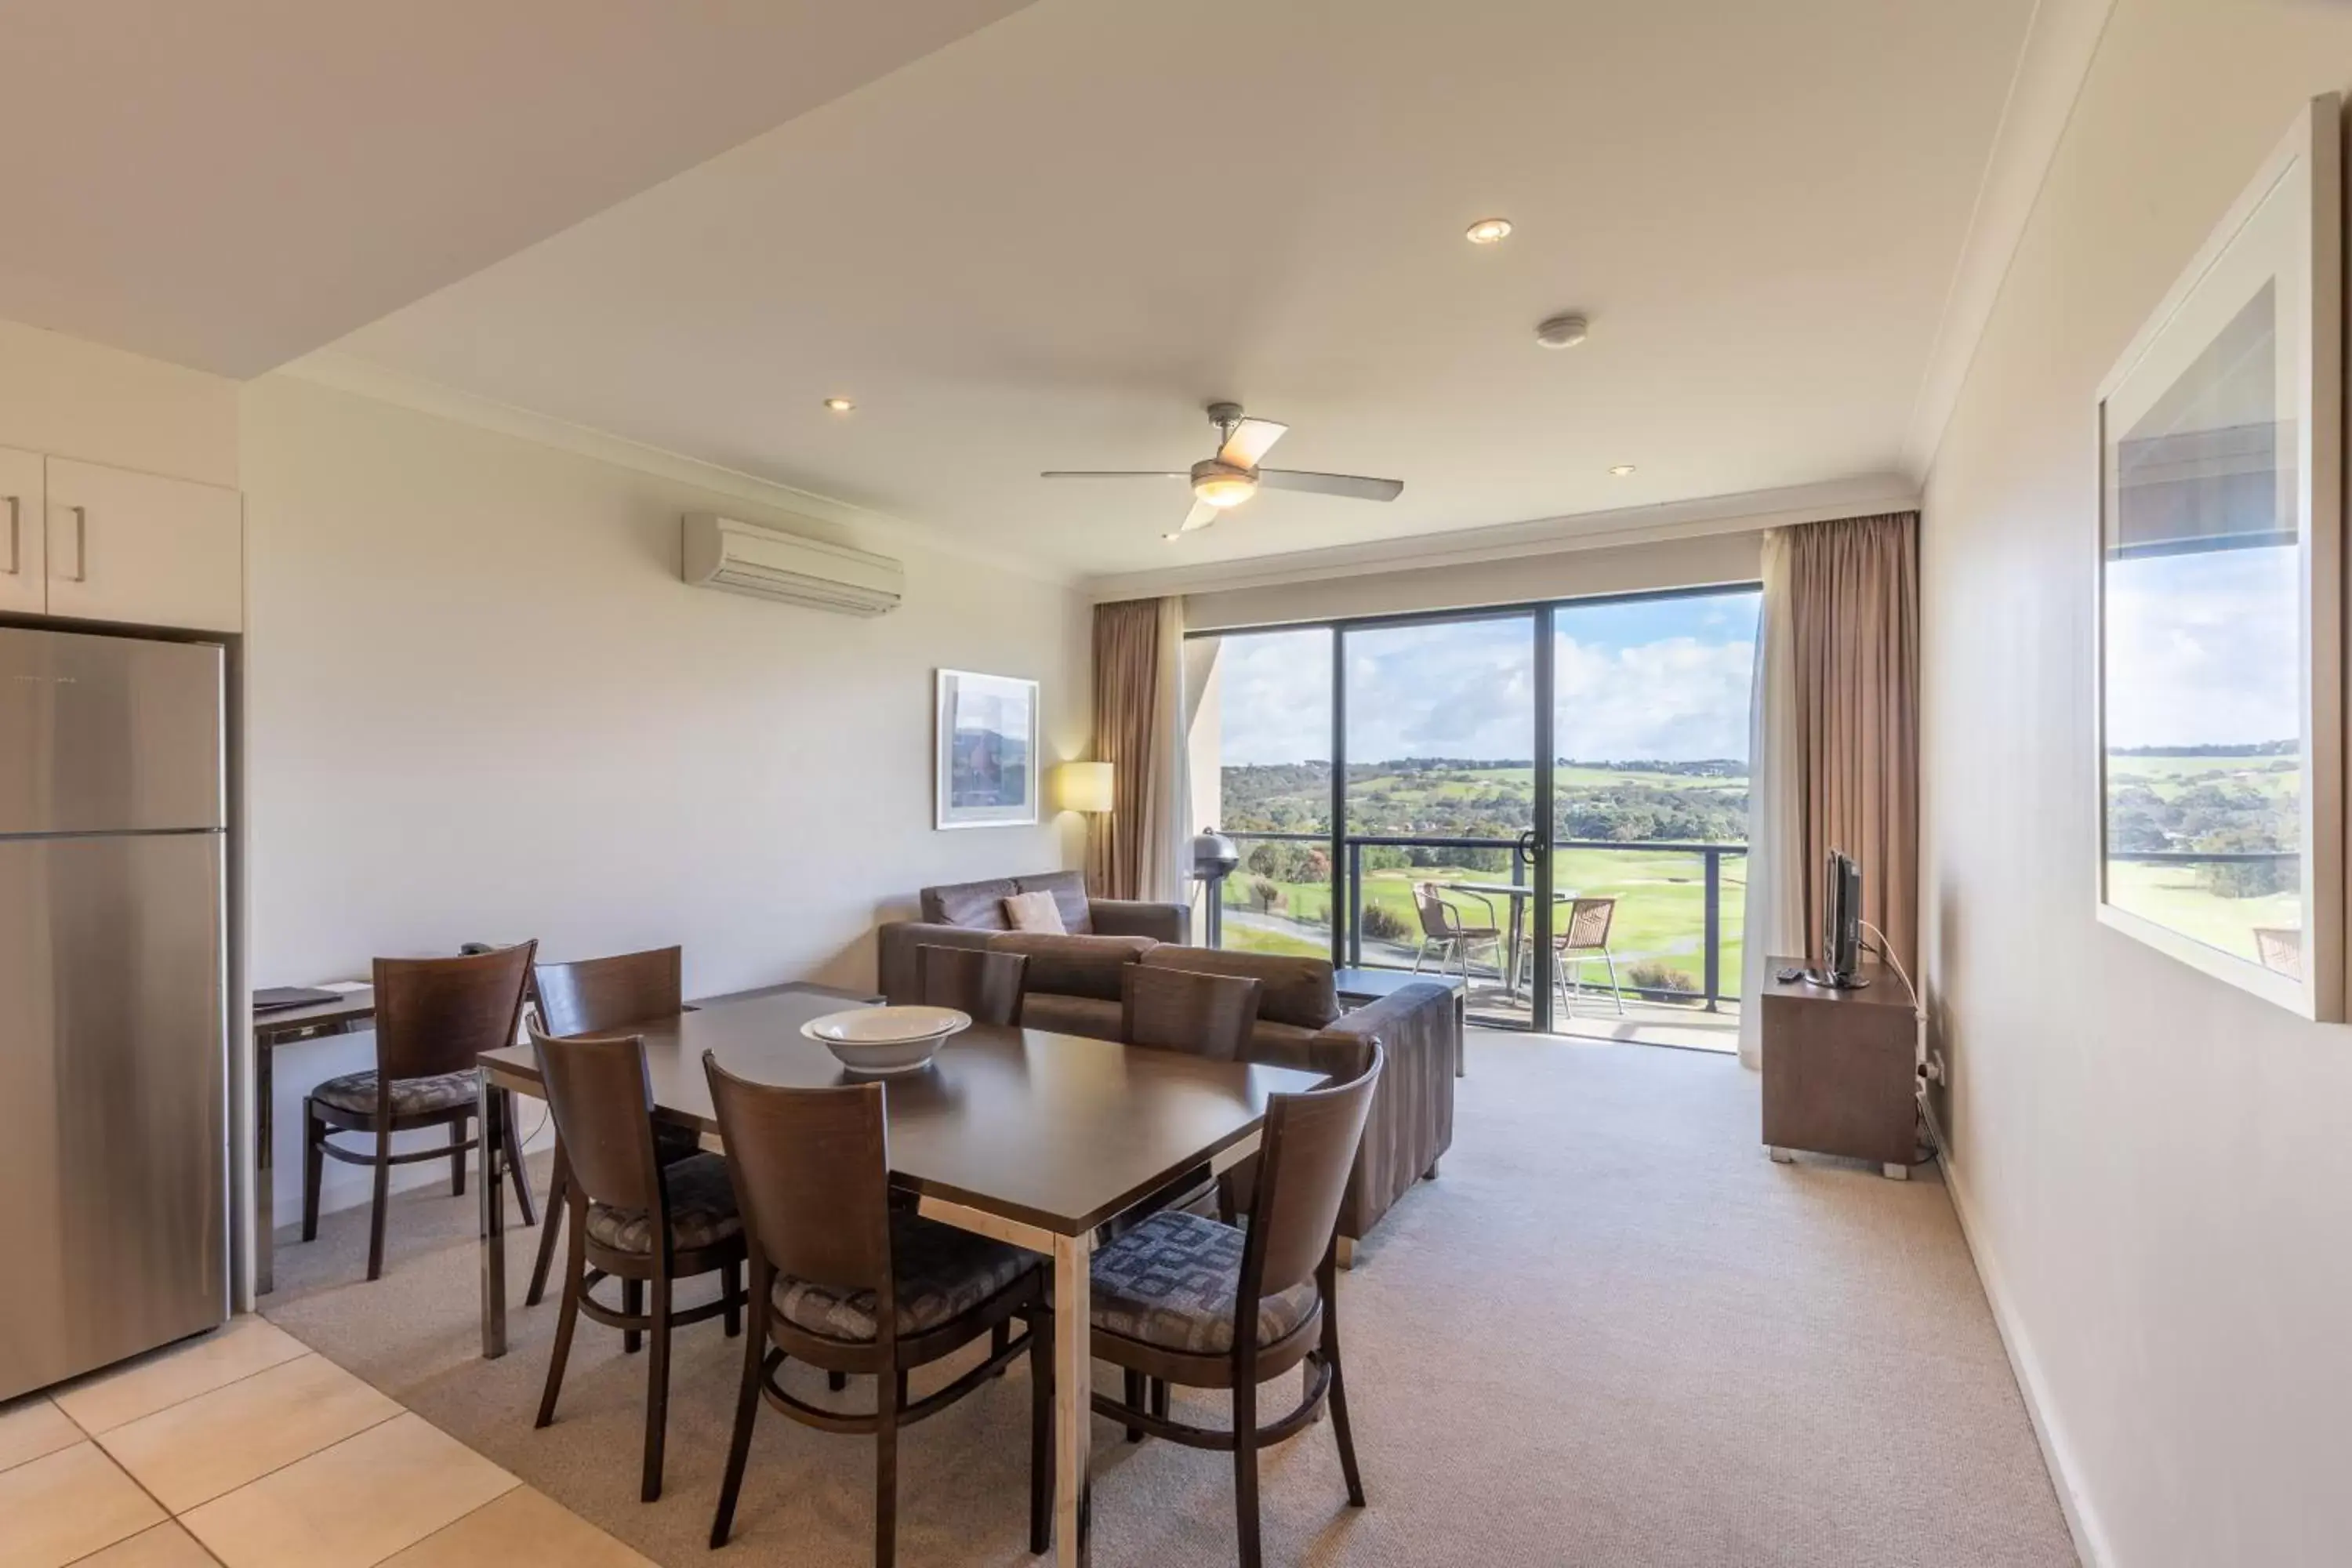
<box><xmin>1088</xmin><ymin>597</ymin><xmax>1189</xmax><ymax>902</ymax></box>
<box><xmin>1785</xmin><ymin>511</ymin><xmax>1921</xmax><ymax>975</ymax></box>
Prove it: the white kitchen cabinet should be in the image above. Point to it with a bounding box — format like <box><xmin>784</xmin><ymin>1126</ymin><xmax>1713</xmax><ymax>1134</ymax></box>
<box><xmin>43</xmin><ymin>457</ymin><xmax>242</xmax><ymax>632</ymax></box>
<box><xmin>0</xmin><ymin>446</ymin><xmax>42</xmax><ymax>615</ymax></box>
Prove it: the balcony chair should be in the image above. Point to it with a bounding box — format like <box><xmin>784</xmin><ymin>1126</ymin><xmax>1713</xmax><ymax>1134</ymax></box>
<box><xmin>1410</xmin><ymin>881</ymin><xmax>1502</xmax><ymax>979</ymax></box>
<box><xmin>1552</xmin><ymin>896</ymin><xmax>1627</xmax><ymax>1017</ymax></box>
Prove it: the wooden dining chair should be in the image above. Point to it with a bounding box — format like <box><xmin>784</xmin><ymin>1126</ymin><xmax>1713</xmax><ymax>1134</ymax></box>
<box><xmin>1085</xmin><ymin>1044</ymin><xmax>1385</xmax><ymax>1568</ymax></box>
<box><xmin>530</xmin><ymin>1022</ymin><xmax>745</xmax><ymax>1503</ymax></box>
<box><xmin>526</xmin><ymin>946</ymin><xmax>699</xmax><ymax>1307</ymax></box>
<box><xmin>1119</xmin><ymin>964</ymin><xmax>1262</xmax><ymax>1061</ymax></box>
<box><xmin>702</xmin><ymin>1053</ymin><xmax>1052</xmax><ymax>1566</ymax></box>
<box><xmin>302</xmin><ymin>943</ymin><xmax>539</xmax><ymax>1281</ymax></box>
<box><xmin>914</xmin><ymin>943</ymin><xmax>1028</xmax><ymax>1027</ymax></box>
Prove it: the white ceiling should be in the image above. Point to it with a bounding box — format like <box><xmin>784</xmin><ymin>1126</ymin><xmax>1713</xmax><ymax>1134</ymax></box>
<box><xmin>0</xmin><ymin>0</ymin><xmax>1032</xmax><ymax>376</ymax></box>
<box><xmin>322</xmin><ymin>0</ymin><xmax>2044</xmax><ymax>580</ymax></box>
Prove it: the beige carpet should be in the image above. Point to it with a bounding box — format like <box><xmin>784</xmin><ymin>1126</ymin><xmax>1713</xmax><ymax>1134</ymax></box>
<box><xmin>261</xmin><ymin>1032</ymin><xmax>2077</xmax><ymax>1567</ymax></box>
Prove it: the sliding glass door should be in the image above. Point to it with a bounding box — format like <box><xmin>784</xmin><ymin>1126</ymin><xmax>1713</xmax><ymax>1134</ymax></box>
<box><xmin>1341</xmin><ymin>613</ymin><xmax>1539</xmax><ymax>1028</ymax></box>
<box><xmin>1188</xmin><ymin>583</ymin><xmax>1759</xmax><ymax>1047</ymax></box>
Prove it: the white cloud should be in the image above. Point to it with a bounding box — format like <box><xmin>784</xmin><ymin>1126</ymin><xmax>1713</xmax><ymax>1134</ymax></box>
<box><xmin>1208</xmin><ymin>617</ymin><xmax>1754</xmax><ymax>765</ymax></box>
<box><xmin>2105</xmin><ymin>545</ymin><xmax>2297</xmax><ymax>750</ymax></box>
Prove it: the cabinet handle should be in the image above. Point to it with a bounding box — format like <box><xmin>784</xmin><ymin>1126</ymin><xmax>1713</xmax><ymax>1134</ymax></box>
<box><xmin>2</xmin><ymin>496</ymin><xmax>16</xmax><ymax>576</ymax></box>
<box><xmin>67</xmin><ymin>504</ymin><xmax>87</xmax><ymax>583</ymax></box>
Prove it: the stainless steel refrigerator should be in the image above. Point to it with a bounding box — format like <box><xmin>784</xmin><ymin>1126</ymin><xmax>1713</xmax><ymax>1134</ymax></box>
<box><xmin>0</xmin><ymin>625</ymin><xmax>228</xmax><ymax>1402</ymax></box>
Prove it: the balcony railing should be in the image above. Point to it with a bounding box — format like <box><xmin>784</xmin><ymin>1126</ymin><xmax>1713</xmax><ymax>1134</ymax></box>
<box><xmin>1215</xmin><ymin>829</ymin><xmax>1748</xmax><ymax>1011</ymax></box>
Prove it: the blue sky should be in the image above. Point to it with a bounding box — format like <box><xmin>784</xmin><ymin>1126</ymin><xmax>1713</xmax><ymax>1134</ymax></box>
<box><xmin>1210</xmin><ymin>590</ymin><xmax>1761</xmax><ymax>766</ymax></box>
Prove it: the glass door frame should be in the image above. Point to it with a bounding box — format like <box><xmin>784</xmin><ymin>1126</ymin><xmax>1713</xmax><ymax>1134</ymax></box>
<box><xmin>1187</xmin><ymin>581</ymin><xmax>1760</xmax><ymax>1034</ymax></box>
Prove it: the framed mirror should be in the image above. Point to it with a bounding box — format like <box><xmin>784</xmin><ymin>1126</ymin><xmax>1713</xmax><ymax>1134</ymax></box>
<box><xmin>2095</xmin><ymin>95</ymin><xmax>2343</xmax><ymax>1018</ymax></box>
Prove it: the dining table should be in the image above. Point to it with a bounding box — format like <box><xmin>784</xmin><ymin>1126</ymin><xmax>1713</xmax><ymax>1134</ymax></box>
<box><xmin>474</xmin><ymin>986</ymin><xmax>1326</xmax><ymax>1568</ymax></box>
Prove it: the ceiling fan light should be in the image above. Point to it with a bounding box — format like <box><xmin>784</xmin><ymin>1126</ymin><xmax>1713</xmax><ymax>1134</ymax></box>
<box><xmin>1192</xmin><ymin>473</ymin><xmax>1258</xmax><ymax>508</ymax></box>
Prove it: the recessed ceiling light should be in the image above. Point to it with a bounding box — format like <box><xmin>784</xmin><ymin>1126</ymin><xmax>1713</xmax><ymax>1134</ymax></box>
<box><xmin>822</xmin><ymin>396</ymin><xmax>856</xmax><ymax>413</ymax></box>
<box><xmin>1609</xmin><ymin>464</ymin><xmax>1638</xmax><ymax>477</ymax></box>
<box><xmin>1162</xmin><ymin>532</ymin><xmax>1182</xmax><ymax>542</ymax></box>
<box><xmin>1465</xmin><ymin>217</ymin><xmax>1513</xmax><ymax>245</ymax></box>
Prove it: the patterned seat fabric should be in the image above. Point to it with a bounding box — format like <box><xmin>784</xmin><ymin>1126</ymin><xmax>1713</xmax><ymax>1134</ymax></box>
<box><xmin>586</xmin><ymin>1152</ymin><xmax>743</xmax><ymax>1254</ymax></box>
<box><xmin>1088</xmin><ymin>1210</ymin><xmax>1318</xmax><ymax>1355</ymax></box>
<box><xmin>774</xmin><ymin>1213</ymin><xmax>1036</xmax><ymax>1343</ymax></box>
<box><xmin>310</xmin><ymin>1069</ymin><xmax>477</xmax><ymax>1118</ymax></box>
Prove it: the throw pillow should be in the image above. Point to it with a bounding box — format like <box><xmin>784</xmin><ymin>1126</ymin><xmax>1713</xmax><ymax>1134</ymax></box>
<box><xmin>1003</xmin><ymin>891</ymin><xmax>1068</xmax><ymax>934</ymax></box>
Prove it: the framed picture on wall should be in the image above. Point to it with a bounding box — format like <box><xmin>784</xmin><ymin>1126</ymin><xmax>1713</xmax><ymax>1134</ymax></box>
<box><xmin>935</xmin><ymin>669</ymin><xmax>1040</xmax><ymax>829</ymax></box>
<box><xmin>2094</xmin><ymin>93</ymin><xmax>2343</xmax><ymax>1019</ymax></box>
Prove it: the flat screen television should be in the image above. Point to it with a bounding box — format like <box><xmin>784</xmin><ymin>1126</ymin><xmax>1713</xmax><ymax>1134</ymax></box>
<box><xmin>1806</xmin><ymin>849</ymin><xmax>1867</xmax><ymax>989</ymax></box>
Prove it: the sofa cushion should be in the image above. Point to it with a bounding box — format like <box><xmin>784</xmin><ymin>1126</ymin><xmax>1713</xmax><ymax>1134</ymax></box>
<box><xmin>1139</xmin><ymin>947</ymin><xmax>1341</xmax><ymax>1030</ymax></box>
<box><xmin>1014</xmin><ymin>870</ymin><xmax>1095</xmax><ymax>935</ymax></box>
<box><xmin>1241</xmin><ymin>1018</ymin><xmax>1323</xmax><ymax>1069</ymax></box>
<box><xmin>1015</xmin><ymin>991</ymin><xmax>1122</xmax><ymax>1041</ymax></box>
<box><xmin>1002</xmin><ymin>890</ymin><xmax>1067</xmax><ymax>934</ymax></box>
<box><xmin>923</xmin><ymin>877</ymin><xmax>1018</xmax><ymax>930</ymax></box>
<box><xmin>985</xmin><ymin>932</ymin><xmax>1152</xmax><ymax>1000</ymax></box>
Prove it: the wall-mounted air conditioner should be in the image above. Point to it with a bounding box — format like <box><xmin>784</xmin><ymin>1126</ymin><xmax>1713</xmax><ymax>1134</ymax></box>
<box><xmin>681</xmin><ymin>512</ymin><xmax>904</xmax><ymax>616</ymax></box>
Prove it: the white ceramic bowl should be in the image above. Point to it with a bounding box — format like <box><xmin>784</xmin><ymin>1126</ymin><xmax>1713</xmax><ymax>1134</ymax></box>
<box><xmin>800</xmin><ymin>1005</ymin><xmax>970</xmax><ymax>1076</ymax></box>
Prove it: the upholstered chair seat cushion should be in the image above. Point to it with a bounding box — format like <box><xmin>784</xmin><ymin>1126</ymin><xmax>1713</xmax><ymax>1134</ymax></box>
<box><xmin>1088</xmin><ymin>1209</ymin><xmax>1318</xmax><ymax>1355</ymax></box>
<box><xmin>310</xmin><ymin>1068</ymin><xmax>477</xmax><ymax>1118</ymax></box>
<box><xmin>774</xmin><ymin>1212</ymin><xmax>1038</xmax><ymax>1343</ymax></box>
<box><xmin>585</xmin><ymin>1152</ymin><xmax>742</xmax><ymax>1254</ymax></box>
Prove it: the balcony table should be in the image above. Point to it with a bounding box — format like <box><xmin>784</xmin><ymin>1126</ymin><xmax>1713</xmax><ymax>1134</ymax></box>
<box><xmin>474</xmin><ymin>985</ymin><xmax>1323</xmax><ymax>1568</ymax></box>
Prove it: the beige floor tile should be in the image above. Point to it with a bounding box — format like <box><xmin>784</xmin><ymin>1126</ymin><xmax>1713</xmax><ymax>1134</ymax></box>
<box><xmin>98</xmin><ymin>1353</ymin><xmax>401</xmax><ymax>1512</ymax></box>
<box><xmin>381</xmin><ymin>1486</ymin><xmax>655</xmax><ymax>1567</ymax></box>
<box><xmin>67</xmin><ymin>1522</ymin><xmax>220</xmax><ymax>1566</ymax></box>
<box><xmin>0</xmin><ymin>1399</ymin><xmax>82</xmax><ymax>1475</ymax></box>
<box><xmin>0</xmin><ymin>1442</ymin><xmax>166</xmax><ymax>1568</ymax></box>
<box><xmin>50</xmin><ymin>1319</ymin><xmax>308</xmax><ymax>1436</ymax></box>
<box><xmin>180</xmin><ymin>1414</ymin><xmax>516</xmax><ymax>1568</ymax></box>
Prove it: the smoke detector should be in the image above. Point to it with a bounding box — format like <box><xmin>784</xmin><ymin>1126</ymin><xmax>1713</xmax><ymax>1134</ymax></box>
<box><xmin>1535</xmin><ymin>313</ymin><xmax>1590</xmax><ymax>350</ymax></box>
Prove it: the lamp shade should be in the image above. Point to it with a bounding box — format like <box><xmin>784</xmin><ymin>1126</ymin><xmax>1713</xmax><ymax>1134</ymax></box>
<box><xmin>1053</xmin><ymin>760</ymin><xmax>1115</xmax><ymax>814</ymax></box>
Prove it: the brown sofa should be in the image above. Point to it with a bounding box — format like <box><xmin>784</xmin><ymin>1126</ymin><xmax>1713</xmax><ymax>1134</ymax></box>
<box><xmin>878</xmin><ymin>873</ymin><xmax>1456</xmax><ymax>1254</ymax></box>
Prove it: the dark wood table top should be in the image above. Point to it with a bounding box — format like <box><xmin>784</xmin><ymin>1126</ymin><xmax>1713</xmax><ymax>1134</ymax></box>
<box><xmin>479</xmin><ymin>989</ymin><xmax>1325</xmax><ymax>1238</ymax></box>
<box><xmin>252</xmin><ymin>987</ymin><xmax>376</xmax><ymax>1043</ymax></box>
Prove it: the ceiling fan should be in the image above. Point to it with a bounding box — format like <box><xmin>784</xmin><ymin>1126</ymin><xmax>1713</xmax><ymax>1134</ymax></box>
<box><xmin>1041</xmin><ymin>401</ymin><xmax>1404</xmax><ymax>535</ymax></box>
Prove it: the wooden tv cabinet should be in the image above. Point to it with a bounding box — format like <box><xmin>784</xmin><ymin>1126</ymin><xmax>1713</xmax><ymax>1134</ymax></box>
<box><xmin>1759</xmin><ymin>956</ymin><xmax>1918</xmax><ymax>1179</ymax></box>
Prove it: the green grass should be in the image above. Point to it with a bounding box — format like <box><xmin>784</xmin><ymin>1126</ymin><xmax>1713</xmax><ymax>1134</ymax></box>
<box><xmin>1224</xmin><ymin>848</ymin><xmax>1746</xmax><ymax>993</ymax></box>
<box><xmin>2105</xmin><ymin>858</ymin><xmax>2299</xmax><ymax>964</ymax></box>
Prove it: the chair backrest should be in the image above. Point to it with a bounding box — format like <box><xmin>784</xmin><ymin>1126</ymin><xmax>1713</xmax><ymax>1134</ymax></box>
<box><xmin>916</xmin><ymin>944</ymin><xmax>1027</xmax><ymax>1027</ymax></box>
<box><xmin>535</xmin><ymin>946</ymin><xmax>684</xmax><ymax>1037</ymax></box>
<box><xmin>528</xmin><ymin>1022</ymin><xmax>663</xmax><ymax>1217</ymax></box>
<box><xmin>1414</xmin><ymin>882</ymin><xmax>1457</xmax><ymax>938</ymax></box>
<box><xmin>372</xmin><ymin>942</ymin><xmax>536</xmax><ymax>1083</ymax></box>
<box><xmin>702</xmin><ymin>1052</ymin><xmax>894</xmax><ymax>1307</ymax></box>
<box><xmin>1120</xmin><ymin>964</ymin><xmax>1261</xmax><ymax>1061</ymax></box>
<box><xmin>1242</xmin><ymin>1044</ymin><xmax>1383</xmax><ymax>1303</ymax></box>
<box><xmin>1563</xmin><ymin>898</ymin><xmax>1616</xmax><ymax>951</ymax></box>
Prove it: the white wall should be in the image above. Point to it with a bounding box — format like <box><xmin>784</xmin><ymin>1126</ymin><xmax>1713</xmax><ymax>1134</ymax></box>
<box><xmin>241</xmin><ymin>373</ymin><xmax>1090</xmax><ymax>1215</ymax></box>
<box><xmin>1178</xmin><ymin>528</ymin><xmax>1764</xmax><ymax>632</ymax></box>
<box><xmin>0</xmin><ymin>317</ymin><xmax>239</xmax><ymax>485</ymax></box>
<box><xmin>1920</xmin><ymin>3</ymin><xmax>2352</xmax><ymax>1563</ymax></box>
